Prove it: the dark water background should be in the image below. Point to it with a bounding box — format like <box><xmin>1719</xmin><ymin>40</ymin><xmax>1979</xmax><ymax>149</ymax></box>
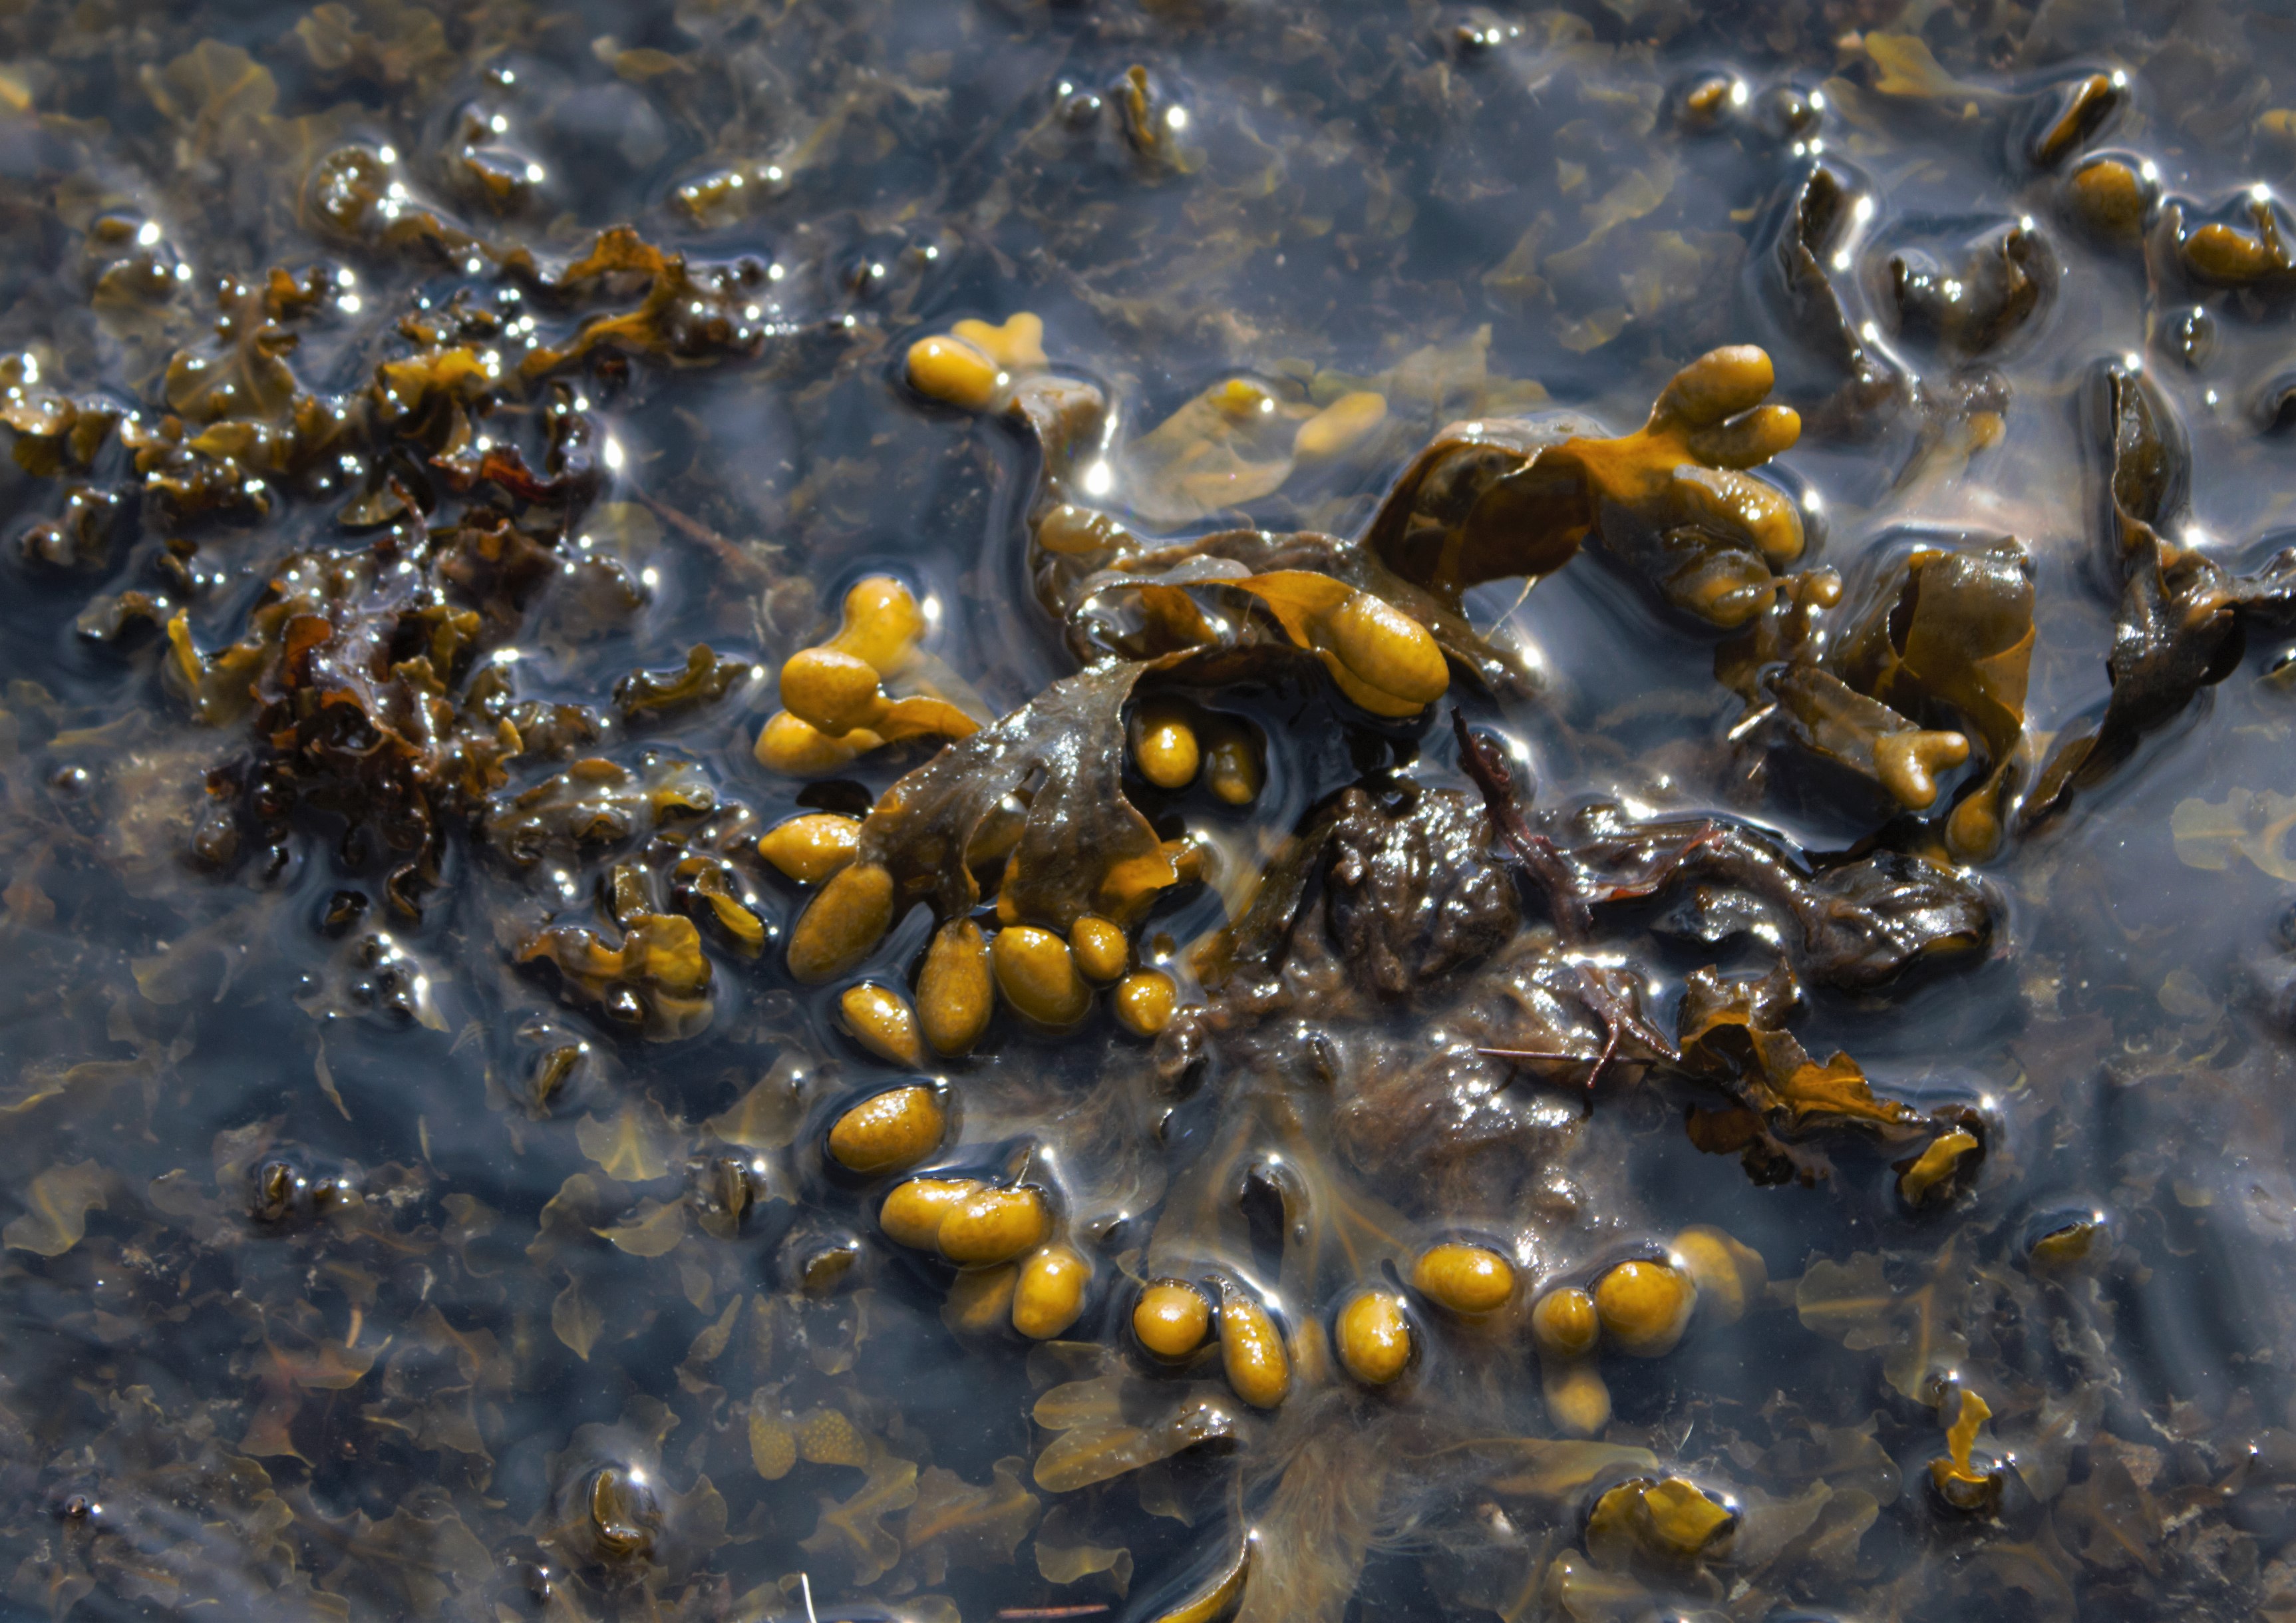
<box><xmin>5</xmin><ymin>0</ymin><xmax>2296</xmax><ymax>1619</ymax></box>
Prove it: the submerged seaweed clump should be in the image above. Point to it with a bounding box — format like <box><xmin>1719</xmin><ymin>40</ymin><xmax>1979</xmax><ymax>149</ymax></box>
<box><xmin>7</xmin><ymin>2</ymin><xmax>2296</xmax><ymax>1622</ymax></box>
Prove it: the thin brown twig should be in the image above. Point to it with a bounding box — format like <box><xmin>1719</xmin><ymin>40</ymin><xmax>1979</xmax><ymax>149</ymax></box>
<box><xmin>1479</xmin><ymin>1024</ymin><xmax>1620</xmax><ymax>1117</ymax></box>
<box><xmin>1477</xmin><ymin>1043</ymin><xmax>1602</xmax><ymax>1115</ymax></box>
<box><xmin>637</xmin><ymin>489</ymin><xmax>773</xmax><ymax>586</ymax></box>
<box><xmin>1573</xmin><ymin>965</ymin><xmax>1627</xmax><ymax>1112</ymax></box>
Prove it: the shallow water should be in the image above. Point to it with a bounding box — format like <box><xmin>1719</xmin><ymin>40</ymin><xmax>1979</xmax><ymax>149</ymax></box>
<box><xmin>7</xmin><ymin>1</ymin><xmax>2296</xmax><ymax>1620</ymax></box>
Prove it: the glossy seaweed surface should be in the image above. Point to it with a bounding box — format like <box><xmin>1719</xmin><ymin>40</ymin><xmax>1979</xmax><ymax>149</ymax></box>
<box><xmin>8</xmin><ymin>1</ymin><xmax>2296</xmax><ymax>1620</ymax></box>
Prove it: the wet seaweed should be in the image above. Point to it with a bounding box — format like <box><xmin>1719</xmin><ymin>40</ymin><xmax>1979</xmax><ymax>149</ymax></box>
<box><xmin>2</xmin><ymin>3</ymin><xmax>2296</xmax><ymax>1621</ymax></box>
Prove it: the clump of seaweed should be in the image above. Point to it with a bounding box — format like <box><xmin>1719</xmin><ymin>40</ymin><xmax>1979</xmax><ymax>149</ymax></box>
<box><xmin>3</xmin><ymin>9</ymin><xmax>2295</xmax><ymax>1623</ymax></box>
